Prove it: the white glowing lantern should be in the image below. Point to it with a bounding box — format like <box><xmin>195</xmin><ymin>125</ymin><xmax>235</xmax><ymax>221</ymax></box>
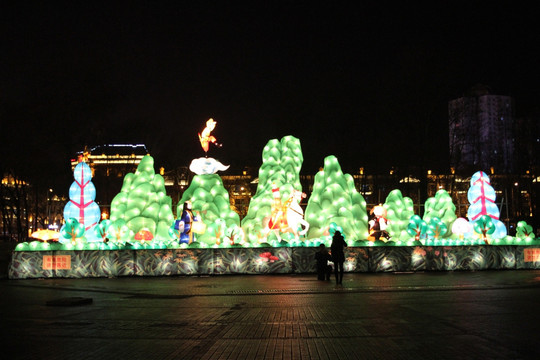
<box><xmin>452</xmin><ymin>217</ymin><xmax>472</xmax><ymax>240</ymax></box>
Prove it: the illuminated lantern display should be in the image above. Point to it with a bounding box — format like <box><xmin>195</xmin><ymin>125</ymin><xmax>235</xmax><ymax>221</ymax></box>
<box><xmin>423</xmin><ymin>190</ymin><xmax>456</xmax><ymax>238</ymax></box>
<box><xmin>368</xmin><ymin>205</ymin><xmax>390</xmax><ymax>241</ymax></box>
<box><xmin>473</xmin><ymin>214</ymin><xmax>496</xmax><ymax>244</ymax></box>
<box><xmin>516</xmin><ymin>221</ymin><xmax>535</xmax><ymax>240</ymax></box>
<box><xmin>93</xmin><ymin>219</ymin><xmax>111</xmax><ymax>242</ymax></box>
<box><xmin>452</xmin><ymin>217</ymin><xmax>473</xmax><ymax>240</ymax></box>
<box><xmin>60</xmin><ymin>218</ymin><xmax>85</xmax><ymax>243</ymax></box>
<box><xmin>241</xmin><ymin>136</ymin><xmax>304</xmax><ymax>244</ymax></box>
<box><xmin>305</xmin><ymin>155</ymin><xmax>368</xmax><ymax>242</ymax></box>
<box><xmin>178</xmin><ymin>174</ymin><xmax>240</xmax><ymax>245</ymax></box>
<box><xmin>467</xmin><ymin>171</ymin><xmax>507</xmax><ymax>239</ymax></box>
<box><xmin>407</xmin><ymin>215</ymin><xmax>427</xmax><ymax>241</ymax></box>
<box><xmin>190</xmin><ymin>157</ymin><xmax>229</xmax><ymax>175</ymax></box>
<box><xmin>110</xmin><ymin>155</ymin><xmax>175</xmax><ymax>241</ymax></box>
<box><xmin>108</xmin><ymin>219</ymin><xmax>130</xmax><ymax>243</ymax></box>
<box><xmin>328</xmin><ymin>221</ymin><xmax>344</xmax><ymax>237</ymax></box>
<box><xmin>134</xmin><ymin>229</ymin><xmax>154</xmax><ymax>241</ymax></box>
<box><xmin>384</xmin><ymin>189</ymin><xmax>415</xmax><ymax>240</ymax></box>
<box><xmin>425</xmin><ymin>217</ymin><xmax>448</xmax><ymax>240</ymax></box>
<box><xmin>63</xmin><ymin>161</ymin><xmax>101</xmax><ymax>241</ymax></box>
<box><xmin>198</xmin><ymin>118</ymin><xmax>222</xmax><ymax>154</ymax></box>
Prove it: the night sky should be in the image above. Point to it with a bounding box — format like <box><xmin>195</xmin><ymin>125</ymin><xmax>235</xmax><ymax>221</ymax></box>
<box><xmin>2</xmin><ymin>1</ymin><xmax>539</xmax><ymax>190</ymax></box>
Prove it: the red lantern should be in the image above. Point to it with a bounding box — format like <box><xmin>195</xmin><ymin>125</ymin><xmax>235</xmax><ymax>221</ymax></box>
<box><xmin>135</xmin><ymin>229</ymin><xmax>154</xmax><ymax>241</ymax></box>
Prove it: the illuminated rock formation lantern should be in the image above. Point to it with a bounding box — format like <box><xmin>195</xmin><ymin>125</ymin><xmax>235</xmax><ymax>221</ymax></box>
<box><xmin>423</xmin><ymin>189</ymin><xmax>456</xmax><ymax>238</ymax></box>
<box><xmin>176</xmin><ymin>118</ymin><xmax>241</xmax><ymax>245</ymax></box>
<box><xmin>305</xmin><ymin>155</ymin><xmax>368</xmax><ymax>242</ymax></box>
<box><xmin>110</xmin><ymin>155</ymin><xmax>175</xmax><ymax>241</ymax></box>
<box><xmin>384</xmin><ymin>189</ymin><xmax>414</xmax><ymax>240</ymax></box>
<box><xmin>177</xmin><ymin>174</ymin><xmax>241</xmax><ymax>245</ymax></box>
<box><xmin>241</xmin><ymin>136</ymin><xmax>305</xmax><ymax>244</ymax></box>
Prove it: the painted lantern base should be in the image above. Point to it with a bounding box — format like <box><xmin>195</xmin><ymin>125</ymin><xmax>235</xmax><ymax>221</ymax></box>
<box><xmin>8</xmin><ymin>246</ymin><xmax>540</xmax><ymax>279</ymax></box>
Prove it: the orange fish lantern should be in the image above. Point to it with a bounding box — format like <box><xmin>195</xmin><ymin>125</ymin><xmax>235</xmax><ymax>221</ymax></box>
<box><xmin>135</xmin><ymin>229</ymin><xmax>154</xmax><ymax>241</ymax></box>
<box><xmin>198</xmin><ymin>118</ymin><xmax>222</xmax><ymax>154</ymax></box>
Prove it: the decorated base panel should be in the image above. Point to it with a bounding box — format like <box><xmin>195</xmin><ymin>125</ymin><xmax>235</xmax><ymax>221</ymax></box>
<box><xmin>9</xmin><ymin>245</ymin><xmax>540</xmax><ymax>279</ymax></box>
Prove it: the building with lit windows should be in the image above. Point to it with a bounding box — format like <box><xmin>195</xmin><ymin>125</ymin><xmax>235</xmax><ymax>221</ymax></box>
<box><xmin>449</xmin><ymin>85</ymin><xmax>515</xmax><ymax>173</ymax></box>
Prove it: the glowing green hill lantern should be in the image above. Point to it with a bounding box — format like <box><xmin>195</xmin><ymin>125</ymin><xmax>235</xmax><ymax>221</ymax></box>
<box><xmin>423</xmin><ymin>189</ymin><xmax>456</xmax><ymax>238</ymax></box>
<box><xmin>241</xmin><ymin>136</ymin><xmax>304</xmax><ymax>244</ymax></box>
<box><xmin>384</xmin><ymin>189</ymin><xmax>415</xmax><ymax>240</ymax></box>
<box><xmin>177</xmin><ymin>174</ymin><xmax>240</xmax><ymax>245</ymax></box>
<box><xmin>110</xmin><ymin>155</ymin><xmax>174</xmax><ymax>241</ymax></box>
<box><xmin>305</xmin><ymin>155</ymin><xmax>368</xmax><ymax>242</ymax></box>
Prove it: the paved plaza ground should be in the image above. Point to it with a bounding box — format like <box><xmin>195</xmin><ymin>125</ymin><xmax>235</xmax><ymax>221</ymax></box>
<box><xmin>2</xmin><ymin>269</ymin><xmax>540</xmax><ymax>359</ymax></box>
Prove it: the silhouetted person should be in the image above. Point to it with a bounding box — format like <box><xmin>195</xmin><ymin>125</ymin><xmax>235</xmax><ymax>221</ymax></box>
<box><xmin>331</xmin><ymin>230</ymin><xmax>347</xmax><ymax>285</ymax></box>
<box><xmin>315</xmin><ymin>244</ymin><xmax>332</xmax><ymax>280</ymax></box>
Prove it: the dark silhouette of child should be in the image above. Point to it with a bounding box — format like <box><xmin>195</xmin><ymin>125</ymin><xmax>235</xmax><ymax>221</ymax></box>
<box><xmin>331</xmin><ymin>230</ymin><xmax>347</xmax><ymax>285</ymax></box>
<box><xmin>315</xmin><ymin>244</ymin><xmax>332</xmax><ymax>280</ymax></box>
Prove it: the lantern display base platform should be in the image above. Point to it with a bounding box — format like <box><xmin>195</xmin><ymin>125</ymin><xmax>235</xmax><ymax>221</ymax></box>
<box><xmin>8</xmin><ymin>245</ymin><xmax>540</xmax><ymax>279</ymax></box>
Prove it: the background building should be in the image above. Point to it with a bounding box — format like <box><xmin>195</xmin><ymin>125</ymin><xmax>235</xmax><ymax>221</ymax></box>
<box><xmin>449</xmin><ymin>84</ymin><xmax>515</xmax><ymax>174</ymax></box>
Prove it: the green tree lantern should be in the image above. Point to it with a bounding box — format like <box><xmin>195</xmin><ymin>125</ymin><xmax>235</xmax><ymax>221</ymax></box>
<box><xmin>473</xmin><ymin>214</ymin><xmax>495</xmax><ymax>244</ymax></box>
<box><xmin>407</xmin><ymin>215</ymin><xmax>427</xmax><ymax>242</ymax></box>
<box><xmin>426</xmin><ymin>217</ymin><xmax>448</xmax><ymax>241</ymax></box>
<box><xmin>60</xmin><ymin>218</ymin><xmax>85</xmax><ymax>244</ymax></box>
<box><xmin>516</xmin><ymin>221</ymin><xmax>535</xmax><ymax>240</ymax></box>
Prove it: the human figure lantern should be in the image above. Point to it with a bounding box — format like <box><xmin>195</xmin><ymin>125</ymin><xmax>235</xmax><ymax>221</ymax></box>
<box><xmin>369</xmin><ymin>205</ymin><xmax>390</xmax><ymax>241</ymax></box>
<box><xmin>174</xmin><ymin>201</ymin><xmax>201</xmax><ymax>244</ymax></box>
<box><xmin>262</xmin><ymin>185</ymin><xmax>309</xmax><ymax>241</ymax></box>
<box><xmin>190</xmin><ymin>118</ymin><xmax>230</xmax><ymax>175</ymax></box>
<box><xmin>63</xmin><ymin>161</ymin><xmax>100</xmax><ymax>241</ymax></box>
<box><xmin>198</xmin><ymin>118</ymin><xmax>221</xmax><ymax>155</ymax></box>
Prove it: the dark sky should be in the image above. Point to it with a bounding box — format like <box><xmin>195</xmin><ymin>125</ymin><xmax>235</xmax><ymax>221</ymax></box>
<box><xmin>2</xmin><ymin>1</ymin><xmax>539</xmax><ymax>189</ymax></box>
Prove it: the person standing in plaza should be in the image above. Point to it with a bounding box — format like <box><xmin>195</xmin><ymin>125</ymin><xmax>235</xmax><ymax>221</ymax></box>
<box><xmin>331</xmin><ymin>230</ymin><xmax>347</xmax><ymax>285</ymax></box>
<box><xmin>315</xmin><ymin>244</ymin><xmax>332</xmax><ymax>281</ymax></box>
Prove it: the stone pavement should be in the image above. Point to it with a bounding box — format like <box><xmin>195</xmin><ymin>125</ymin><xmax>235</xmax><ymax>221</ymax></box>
<box><xmin>2</xmin><ymin>270</ymin><xmax>540</xmax><ymax>359</ymax></box>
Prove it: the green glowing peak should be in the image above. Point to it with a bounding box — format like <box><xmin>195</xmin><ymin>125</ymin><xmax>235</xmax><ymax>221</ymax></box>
<box><xmin>242</xmin><ymin>136</ymin><xmax>304</xmax><ymax>244</ymax></box>
<box><xmin>178</xmin><ymin>173</ymin><xmax>241</xmax><ymax>245</ymax></box>
<box><xmin>110</xmin><ymin>155</ymin><xmax>174</xmax><ymax>241</ymax></box>
<box><xmin>384</xmin><ymin>189</ymin><xmax>415</xmax><ymax>240</ymax></box>
<box><xmin>423</xmin><ymin>189</ymin><xmax>456</xmax><ymax>238</ymax></box>
<box><xmin>305</xmin><ymin>155</ymin><xmax>368</xmax><ymax>241</ymax></box>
